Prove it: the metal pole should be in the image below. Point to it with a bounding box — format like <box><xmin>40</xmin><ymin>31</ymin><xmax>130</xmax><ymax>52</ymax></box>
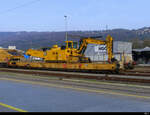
<box><xmin>106</xmin><ymin>25</ymin><xmax>108</xmax><ymax>31</ymax></box>
<box><xmin>64</xmin><ymin>15</ymin><xmax>68</xmax><ymax>41</ymax></box>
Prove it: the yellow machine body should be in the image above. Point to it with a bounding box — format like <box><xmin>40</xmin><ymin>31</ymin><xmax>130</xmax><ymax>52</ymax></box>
<box><xmin>0</xmin><ymin>49</ymin><xmax>24</xmax><ymax>66</ymax></box>
<box><xmin>26</xmin><ymin>49</ymin><xmax>45</xmax><ymax>59</ymax></box>
<box><xmin>26</xmin><ymin>35</ymin><xmax>114</xmax><ymax>63</ymax></box>
<box><xmin>8</xmin><ymin>61</ymin><xmax>118</xmax><ymax>72</ymax></box>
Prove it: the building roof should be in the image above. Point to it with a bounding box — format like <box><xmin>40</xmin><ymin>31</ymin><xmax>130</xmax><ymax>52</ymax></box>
<box><xmin>133</xmin><ymin>47</ymin><xmax>150</xmax><ymax>52</ymax></box>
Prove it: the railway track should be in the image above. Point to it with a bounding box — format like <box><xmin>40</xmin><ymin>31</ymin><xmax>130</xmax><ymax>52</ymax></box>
<box><xmin>119</xmin><ymin>72</ymin><xmax>150</xmax><ymax>77</ymax></box>
<box><xmin>0</xmin><ymin>68</ymin><xmax>150</xmax><ymax>83</ymax></box>
<box><xmin>125</xmin><ymin>70</ymin><xmax>150</xmax><ymax>74</ymax></box>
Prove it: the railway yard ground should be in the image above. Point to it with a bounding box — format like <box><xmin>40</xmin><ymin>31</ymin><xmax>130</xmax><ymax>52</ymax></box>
<box><xmin>0</xmin><ymin>65</ymin><xmax>150</xmax><ymax>112</ymax></box>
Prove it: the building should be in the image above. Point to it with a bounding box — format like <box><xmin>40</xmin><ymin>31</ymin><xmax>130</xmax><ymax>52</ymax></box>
<box><xmin>132</xmin><ymin>47</ymin><xmax>150</xmax><ymax>64</ymax></box>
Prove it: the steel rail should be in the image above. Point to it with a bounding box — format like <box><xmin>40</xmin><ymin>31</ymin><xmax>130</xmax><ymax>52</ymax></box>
<box><xmin>0</xmin><ymin>68</ymin><xmax>150</xmax><ymax>83</ymax></box>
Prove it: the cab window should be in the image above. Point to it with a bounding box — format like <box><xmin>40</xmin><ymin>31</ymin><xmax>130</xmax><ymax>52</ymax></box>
<box><xmin>68</xmin><ymin>42</ymin><xmax>72</xmax><ymax>48</ymax></box>
<box><xmin>73</xmin><ymin>42</ymin><xmax>78</xmax><ymax>49</ymax></box>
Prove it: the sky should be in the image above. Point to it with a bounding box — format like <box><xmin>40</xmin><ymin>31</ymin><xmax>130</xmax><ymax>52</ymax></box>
<box><xmin>0</xmin><ymin>0</ymin><xmax>149</xmax><ymax>31</ymax></box>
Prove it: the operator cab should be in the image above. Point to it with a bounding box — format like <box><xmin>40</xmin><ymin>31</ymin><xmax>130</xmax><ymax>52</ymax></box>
<box><xmin>61</xmin><ymin>41</ymin><xmax>78</xmax><ymax>50</ymax></box>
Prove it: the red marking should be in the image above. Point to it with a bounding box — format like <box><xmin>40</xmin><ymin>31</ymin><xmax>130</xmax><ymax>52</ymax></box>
<box><xmin>4</xmin><ymin>58</ymin><xmax>8</xmax><ymax>62</ymax></box>
<box><xmin>79</xmin><ymin>64</ymin><xmax>82</xmax><ymax>68</ymax></box>
<box><xmin>132</xmin><ymin>61</ymin><xmax>136</xmax><ymax>65</ymax></box>
<box><xmin>63</xmin><ymin>64</ymin><xmax>67</xmax><ymax>68</ymax></box>
<box><xmin>108</xmin><ymin>60</ymin><xmax>111</xmax><ymax>63</ymax></box>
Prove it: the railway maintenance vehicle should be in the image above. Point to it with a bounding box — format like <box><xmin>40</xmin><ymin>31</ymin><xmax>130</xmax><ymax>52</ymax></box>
<box><xmin>8</xmin><ymin>35</ymin><xmax>120</xmax><ymax>73</ymax></box>
<box><xmin>0</xmin><ymin>48</ymin><xmax>24</xmax><ymax>67</ymax></box>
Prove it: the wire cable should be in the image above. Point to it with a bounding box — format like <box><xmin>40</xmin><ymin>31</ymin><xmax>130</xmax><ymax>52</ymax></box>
<box><xmin>0</xmin><ymin>0</ymin><xmax>41</xmax><ymax>15</ymax></box>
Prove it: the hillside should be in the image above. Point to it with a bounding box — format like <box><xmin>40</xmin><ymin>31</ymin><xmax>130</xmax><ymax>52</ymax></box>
<box><xmin>0</xmin><ymin>27</ymin><xmax>150</xmax><ymax>51</ymax></box>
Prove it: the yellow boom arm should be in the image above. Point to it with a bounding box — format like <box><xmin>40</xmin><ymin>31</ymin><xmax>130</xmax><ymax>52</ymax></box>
<box><xmin>77</xmin><ymin>35</ymin><xmax>113</xmax><ymax>61</ymax></box>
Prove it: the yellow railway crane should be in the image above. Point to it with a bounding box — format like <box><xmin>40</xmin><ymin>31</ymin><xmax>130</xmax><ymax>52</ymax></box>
<box><xmin>25</xmin><ymin>35</ymin><xmax>114</xmax><ymax>63</ymax></box>
<box><xmin>8</xmin><ymin>35</ymin><xmax>120</xmax><ymax>73</ymax></box>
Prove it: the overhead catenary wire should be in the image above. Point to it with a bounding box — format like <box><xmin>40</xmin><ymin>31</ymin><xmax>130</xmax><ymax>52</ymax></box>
<box><xmin>0</xmin><ymin>0</ymin><xmax>41</xmax><ymax>15</ymax></box>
